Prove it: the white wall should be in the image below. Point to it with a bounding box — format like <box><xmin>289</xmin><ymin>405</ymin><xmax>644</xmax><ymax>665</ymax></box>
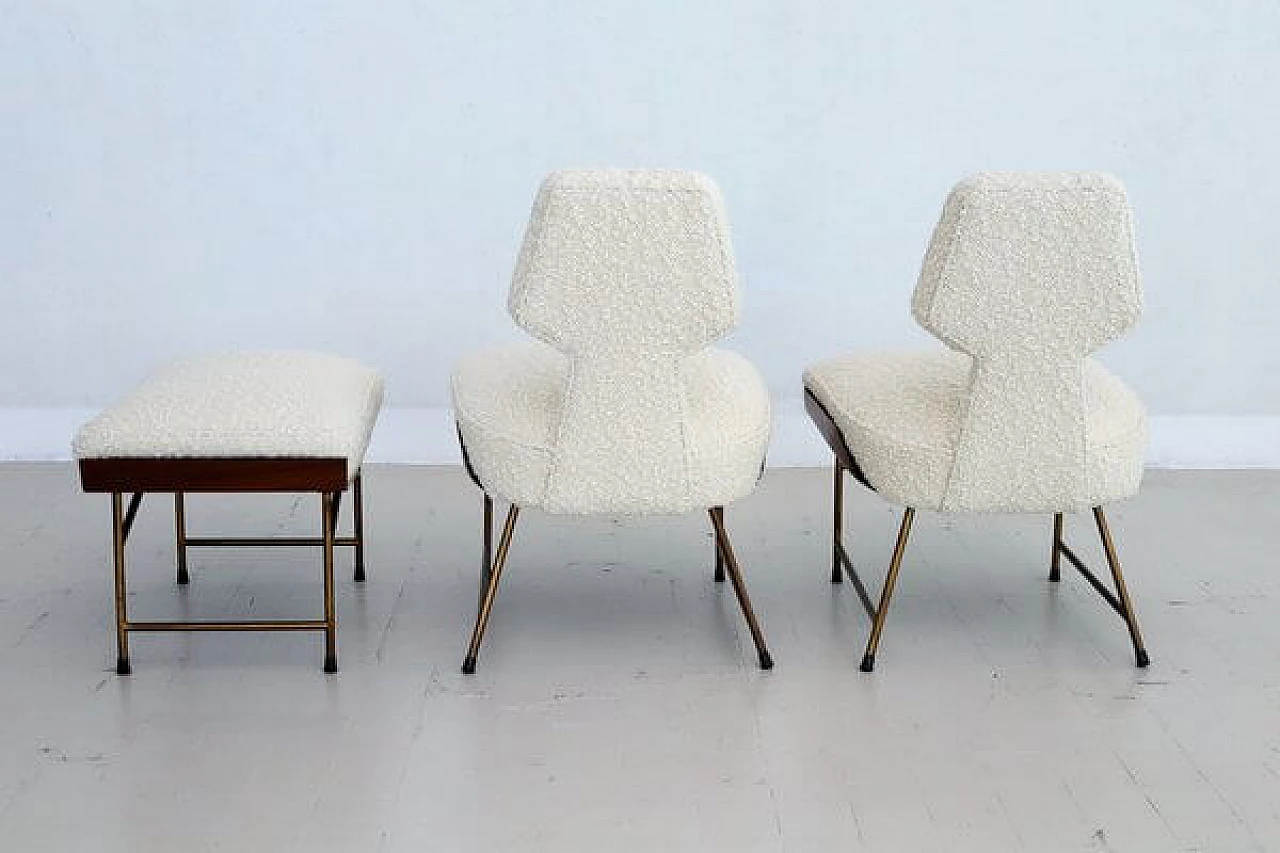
<box><xmin>2</xmin><ymin>2</ymin><xmax>1278</xmax><ymax>461</ymax></box>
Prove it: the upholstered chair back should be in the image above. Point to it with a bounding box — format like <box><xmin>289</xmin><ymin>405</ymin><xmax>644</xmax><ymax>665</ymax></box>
<box><xmin>911</xmin><ymin>172</ymin><xmax>1142</xmax><ymax>512</ymax></box>
<box><xmin>508</xmin><ymin>170</ymin><xmax>740</xmax><ymax>513</ymax></box>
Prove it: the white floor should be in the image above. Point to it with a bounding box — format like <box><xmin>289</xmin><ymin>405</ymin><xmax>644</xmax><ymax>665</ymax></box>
<box><xmin>0</xmin><ymin>465</ymin><xmax>1277</xmax><ymax>852</ymax></box>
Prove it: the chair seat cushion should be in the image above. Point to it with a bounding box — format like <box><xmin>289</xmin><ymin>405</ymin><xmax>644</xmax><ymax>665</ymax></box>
<box><xmin>453</xmin><ymin>342</ymin><xmax>770</xmax><ymax>513</ymax></box>
<box><xmin>73</xmin><ymin>351</ymin><xmax>385</xmax><ymax>476</ymax></box>
<box><xmin>803</xmin><ymin>350</ymin><xmax>1145</xmax><ymax>512</ymax></box>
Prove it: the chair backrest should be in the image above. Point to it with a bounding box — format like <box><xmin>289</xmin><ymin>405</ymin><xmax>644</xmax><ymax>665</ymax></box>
<box><xmin>912</xmin><ymin>172</ymin><xmax>1141</xmax><ymax>511</ymax></box>
<box><xmin>509</xmin><ymin>170</ymin><xmax>739</xmax><ymax>513</ymax></box>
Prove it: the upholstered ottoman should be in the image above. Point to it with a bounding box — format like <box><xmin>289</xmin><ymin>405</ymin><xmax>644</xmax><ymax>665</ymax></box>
<box><xmin>74</xmin><ymin>351</ymin><xmax>384</xmax><ymax>674</ymax></box>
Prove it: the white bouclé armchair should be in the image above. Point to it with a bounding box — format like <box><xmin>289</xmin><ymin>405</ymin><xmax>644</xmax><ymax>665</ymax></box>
<box><xmin>804</xmin><ymin>172</ymin><xmax>1150</xmax><ymax>672</ymax></box>
<box><xmin>453</xmin><ymin>170</ymin><xmax>773</xmax><ymax>673</ymax></box>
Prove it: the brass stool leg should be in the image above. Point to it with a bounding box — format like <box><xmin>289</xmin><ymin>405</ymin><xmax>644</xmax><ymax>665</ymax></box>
<box><xmin>322</xmin><ymin>492</ymin><xmax>338</xmax><ymax>673</ymax></box>
<box><xmin>1049</xmin><ymin>512</ymin><xmax>1063</xmax><ymax>582</ymax></box>
<box><xmin>174</xmin><ymin>492</ymin><xmax>189</xmax><ymax>585</ymax></box>
<box><xmin>860</xmin><ymin>507</ymin><xmax>915</xmax><ymax>673</ymax></box>
<box><xmin>709</xmin><ymin>508</ymin><xmax>774</xmax><ymax>670</ymax></box>
<box><xmin>462</xmin><ymin>505</ymin><xmax>520</xmax><ymax>674</ymax></box>
<box><xmin>112</xmin><ymin>492</ymin><xmax>131</xmax><ymax>675</ymax></box>
<box><xmin>712</xmin><ymin>506</ymin><xmax>726</xmax><ymax>582</ymax></box>
<box><xmin>1093</xmin><ymin>507</ymin><xmax>1150</xmax><ymax>668</ymax></box>
<box><xmin>353</xmin><ymin>473</ymin><xmax>367</xmax><ymax>582</ymax></box>
<box><xmin>832</xmin><ymin>461</ymin><xmax>845</xmax><ymax>583</ymax></box>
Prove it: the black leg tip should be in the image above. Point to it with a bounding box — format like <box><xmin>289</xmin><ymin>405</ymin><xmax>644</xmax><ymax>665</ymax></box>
<box><xmin>461</xmin><ymin>656</ymin><xmax>477</xmax><ymax>675</ymax></box>
<box><xmin>116</xmin><ymin>658</ymin><xmax>132</xmax><ymax>676</ymax></box>
<box><xmin>859</xmin><ymin>653</ymin><xmax>876</xmax><ymax>673</ymax></box>
<box><xmin>758</xmin><ymin>649</ymin><xmax>774</xmax><ymax>670</ymax></box>
<box><xmin>176</xmin><ymin>570</ymin><xmax>190</xmax><ymax>585</ymax></box>
<box><xmin>1135</xmin><ymin>649</ymin><xmax>1150</xmax><ymax>668</ymax></box>
<box><xmin>353</xmin><ymin>568</ymin><xmax>366</xmax><ymax>583</ymax></box>
<box><xmin>714</xmin><ymin>570</ymin><xmax>726</xmax><ymax>583</ymax></box>
<box><xmin>1048</xmin><ymin>572</ymin><xmax>1061</xmax><ymax>583</ymax></box>
<box><xmin>323</xmin><ymin>656</ymin><xmax>338</xmax><ymax>674</ymax></box>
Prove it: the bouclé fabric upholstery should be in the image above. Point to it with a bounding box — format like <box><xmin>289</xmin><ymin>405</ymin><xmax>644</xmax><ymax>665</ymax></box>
<box><xmin>73</xmin><ymin>351</ymin><xmax>385</xmax><ymax>478</ymax></box>
<box><xmin>804</xmin><ymin>172</ymin><xmax>1146</xmax><ymax>513</ymax></box>
<box><xmin>454</xmin><ymin>170</ymin><xmax>770</xmax><ymax>515</ymax></box>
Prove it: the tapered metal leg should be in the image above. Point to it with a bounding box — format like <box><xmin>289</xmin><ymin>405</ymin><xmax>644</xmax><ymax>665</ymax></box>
<box><xmin>111</xmin><ymin>493</ymin><xmax>131</xmax><ymax>675</ymax></box>
<box><xmin>1049</xmin><ymin>512</ymin><xmax>1063</xmax><ymax>582</ymax></box>
<box><xmin>480</xmin><ymin>493</ymin><xmax>494</xmax><ymax>604</ymax></box>
<box><xmin>711</xmin><ymin>506</ymin><xmax>726</xmax><ymax>583</ymax></box>
<box><xmin>832</xmin><ymin>461</ymin><xmax>845</xmax><ymax>583</ymax></box>
<box><xmin>708</xmin><ymin>509</ymin><xmax>774</xmax><ymax>670</ymax></box>
<box><xmin>860</xmin><ymin>507</ymin><xmax>915</xmax><ymax>673</ymax></box>
<box><xmin>353</xmin><ymin>473</ymin><xmax>366</xmax><ymax>582</ymax></box>
<box><xmin>1092</xmin><ymin>507</ymin><xmax>1149</xmax><ymax>668</ymax></box>
<box><xmin>175</xmin><ymin>492</ymin><xmax>189</xmax><ymax>585</ymax></box>
<box><xmin>462</xmin><ymin>505</ymin><xmax>520</xmax><ymax>674</ymax></box>
<box><xmin>322</xmin><ymin>492</ymin><xmax>338</xmax><ymax>673</ymax></box>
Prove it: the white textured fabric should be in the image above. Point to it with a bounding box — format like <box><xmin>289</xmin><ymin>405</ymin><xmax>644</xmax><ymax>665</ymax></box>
<box><xmin>74</xmin><ymin>351</ymin><xmax>385</xmax><ymax>477</ymax></box>
<box><xmin>804</xmin><ymin>172</ymin><xmax>1146</xmax><ymax>513</ymax></box>
<box><xmin>454</xmin><ymin>170</ymin><xmax>770</xmax><ymax>515</ymax></box>
<box><xmin>805</xmin><ymin>351</ymin><xmax>1144</xmax><ymax>511</ymax></box>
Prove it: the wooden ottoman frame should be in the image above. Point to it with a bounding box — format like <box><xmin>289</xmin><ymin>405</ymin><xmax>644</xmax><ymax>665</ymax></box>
<box><xmin>79</xmin><ymin>457</ymin><xmax>366</xmax><ymax>675</ymax></box>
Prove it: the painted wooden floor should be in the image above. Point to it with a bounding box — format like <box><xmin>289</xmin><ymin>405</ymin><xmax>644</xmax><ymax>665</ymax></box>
<box><xmin>0</xmin><ymin>464</ymin><xmax>1276</xmax><ymax>852</ymax></box>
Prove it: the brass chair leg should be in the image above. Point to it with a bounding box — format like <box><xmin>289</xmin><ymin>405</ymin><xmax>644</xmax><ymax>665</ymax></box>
<box><xmin>860</xmin><ymin>507</ymin><xmax>915</xmax><ymax>672</ymax></box>
<box><xmin>353</xmin><ymin>472</ymin><xmax>367</xmax><ymax>582</ymax></box>
<box><xmin>112</xmin><ymin>493</ymin><xmax>131</xmax><ymax>675</ymax></box>
<box><xmin>708</xmin><ymin>508</ymin><xmax>774</xmax><ymax>670</ymax></box>
<box><xmin>462</xmin><ymin>505</ymin><xmax>520</xmax><ymax>674</ymax></box>
<box><xmin>711</xmin><ymin>506</ymin><xmax>725</xmax><ymax>582</ymax></box>
<box><xmin>1049</xmin><ymin>512</ymin><xmax>1063</xmax><ymax>582</ymax></box>
<box><xmin>480</xmin><ymin>493</ymin><xmax>494</xmax><ymax>604</ymax></box>
<box><xmin>832</xmin><ymin>460</ymin><xmax>845</xmax><ymax>583</ymax></box>
<box><xmin>175</xmin><ymin>491</ymin><xmax>189</xmax><ymax>585</ymax></box>
<box><xmin>322</xmin><ymin>492</ymin><xmax>338</xmax><ymax>673</ymax></box>
<box><xmin>1093</xmin><ymin>507</ymin><xmax>1150</xmax><ymax>668</ymax></box>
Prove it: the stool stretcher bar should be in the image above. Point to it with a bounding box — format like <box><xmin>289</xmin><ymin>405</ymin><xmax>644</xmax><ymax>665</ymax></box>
<box><xmin>124</xmin><ymin>620</ymin><xmax>328</xmax><ymax>632</ymax></box>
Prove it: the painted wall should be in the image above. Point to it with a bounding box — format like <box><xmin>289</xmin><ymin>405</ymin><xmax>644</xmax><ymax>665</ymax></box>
<box><xmin>1</xmin><ymin>2</ymin><xmax>1278</xmax><ymax>460</ymax></box>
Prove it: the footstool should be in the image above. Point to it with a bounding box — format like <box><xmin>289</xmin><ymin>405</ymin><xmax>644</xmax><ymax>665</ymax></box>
<box><xmin>74</xmin><ymin>351</ymin><xmax>384</xmax><ymax>674</ymax></box>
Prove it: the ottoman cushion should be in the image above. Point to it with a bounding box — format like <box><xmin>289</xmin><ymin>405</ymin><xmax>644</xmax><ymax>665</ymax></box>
<box><xmin>73</xmin><ymin>351</ymin><xmax>384</xmax><ymax>477</ymax></box>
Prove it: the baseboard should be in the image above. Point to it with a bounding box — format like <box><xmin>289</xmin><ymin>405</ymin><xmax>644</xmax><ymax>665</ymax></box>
<box><xmin>3</xmin><ymin>405</ymin><xmax>1278</xmax><ymax>469</ymax></box>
